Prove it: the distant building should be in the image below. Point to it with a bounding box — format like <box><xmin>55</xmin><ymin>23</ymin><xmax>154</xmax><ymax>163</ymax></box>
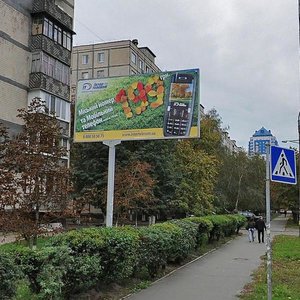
<box><xmin>71</xmin><ymin>39</ymin><xmax>161</xmax><ymax>102</ymax></box>
<box><xmin>222</xmin><ymin>131</ymin><xmax>243</xmax><ymax>154</ymax></box>
<box><xmin>248</xmin><ymin>127</ymin><xmax>278</xmax><ymax>158</ymax></box>
<box><xmin>0</xmin><ymin>0</ymin><xmax>75</xmax><ymax>163</ymax></box>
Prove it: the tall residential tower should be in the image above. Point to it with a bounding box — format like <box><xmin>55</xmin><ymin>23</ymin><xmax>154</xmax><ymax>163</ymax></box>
<box><xmin>248</xmin><ymin>127</ymin><xmax>278</xmax><ymax>158</ymax></box>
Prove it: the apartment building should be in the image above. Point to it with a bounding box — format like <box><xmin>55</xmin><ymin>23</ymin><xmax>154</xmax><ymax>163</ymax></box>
<box><xmin>248</xmin><ymin>127</ymin><xmax>278</xmax><ymax>158</ymax></box>
<box><xmin>71</xmin><ymin>39</ymin><xmax>161</xmax><ymax>102</ymax></box>
<box><xmin>0</xmin><ymin>0</ymin><xmax>74</xmax><ymax>154</ymax></box>
<box><xmin>222</xmin><ymin>131</ymin><xmax>243</xmax><ymax>154</ymax></box>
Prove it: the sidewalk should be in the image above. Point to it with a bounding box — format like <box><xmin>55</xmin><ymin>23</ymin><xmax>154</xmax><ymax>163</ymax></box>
<box><xmin>127</xmin><ymin>215</ymin><xmax>293</xmax><ymax>300</ymax></box>
<box><xmin>0</xmin><ymin>233</ymin><xmax>18</xmax><ymax>245</ymax></box>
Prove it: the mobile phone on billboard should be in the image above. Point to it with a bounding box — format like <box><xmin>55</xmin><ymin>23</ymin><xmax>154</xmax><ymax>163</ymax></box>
<box><xmin>163</xmin><ymin>72</ymin><xmax>196</xmax><ymax>137</ymax></box>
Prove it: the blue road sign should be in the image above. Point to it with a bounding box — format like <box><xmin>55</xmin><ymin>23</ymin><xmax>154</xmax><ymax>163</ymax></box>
<box><xmin>270</xmin><ymin>146</ymin><xmax>297</xmax><ymax>184</ymax></box>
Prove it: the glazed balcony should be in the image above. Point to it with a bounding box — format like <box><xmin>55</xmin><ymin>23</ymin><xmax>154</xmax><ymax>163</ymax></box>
<box><xmin>29</xmin><ymin>73</ymin><xmax>70</xmax><ymax>101</ymax></box>
<box><xmin>32</xmin><ymin>0</ymin><xmax>73</xmax><ymax>30</ymax></box>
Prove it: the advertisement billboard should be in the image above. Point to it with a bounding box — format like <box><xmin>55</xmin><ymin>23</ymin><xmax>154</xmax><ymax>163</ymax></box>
<box><xmin>74</xmin><ymin>69</ymin><xmax>200</xmax><ymax>142</ymax></box>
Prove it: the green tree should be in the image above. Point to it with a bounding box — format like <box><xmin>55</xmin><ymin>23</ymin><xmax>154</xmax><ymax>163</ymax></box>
<box><xmin>169</xmin><ymin>140</ymin><xmax>219</xmax><ymax>216</ymax></box>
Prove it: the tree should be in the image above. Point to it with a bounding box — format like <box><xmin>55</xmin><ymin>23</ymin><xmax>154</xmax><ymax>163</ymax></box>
<box><xmin>215</xmin><ymin>150</ymin><xmax>265</xmax><ymax>213</ymax></box>
<box><xmin>169</xmin><ymin>140</ymin><xmax>219</xmax><ymax>216</ymax></box>
<box><xmin>199</xmin><ymin>108</ymin><xmax>225</xmax><ymax>156</ymax></box>
<box><xmin>0</xmin><ymin>98</ymin><xmax>71</xmax><ymax>247</ymax></box>
<box><xmin>114</xmin><ymin>160</ymin><xmax>156</xmax><ymax>225</ymax></box>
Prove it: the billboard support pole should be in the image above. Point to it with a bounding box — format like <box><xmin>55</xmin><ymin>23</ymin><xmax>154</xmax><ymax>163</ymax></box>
<box><xmin>103</xmin><ymin>140</ymin><xmax>121</xmax><ymax>227</ymax></box>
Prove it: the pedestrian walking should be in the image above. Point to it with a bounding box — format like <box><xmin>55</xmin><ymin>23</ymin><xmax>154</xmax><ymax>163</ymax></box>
<box><xmin>246</xmin><ymin>218</ymin><xmax>256</xmax><ymax>242</ymax></box>
<box><xmin>255</xmin><ymin>216</ymin><xmax>266</xmax><ymax>243</ymax></box>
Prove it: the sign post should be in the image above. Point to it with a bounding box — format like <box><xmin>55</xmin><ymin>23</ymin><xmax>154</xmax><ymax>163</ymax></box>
<box><xmin>266</xmin><ymin>145</ymin><xmax>297</xmax><ymax>300</ymax></box>
<box><xmin>265</xmin><ymin>144</ymin><xmax>272</xmax><ymax>300</ymax></box>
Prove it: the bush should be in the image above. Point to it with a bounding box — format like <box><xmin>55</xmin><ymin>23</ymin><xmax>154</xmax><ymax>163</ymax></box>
<box><xmin>151</xmin><ymin>222</ymin><xmax>190</xmax><ymax>263</ymax></box>
<box><xmin>62</xmin><ymin>253</ymin><xmax>102</xmax><ymax>297</ymax></box>
<box><xmin>227</xmin><ymin>214</ymin><xmax>247</xmax><ymax>234</ymax></box>
<box><xmin>0</xmin><ymin>252</ymin><xmax>21</xmax><ymax>299</ymax></box>
<box><xmin>50</xmin><ymin>226</ymin><xmax>140</xmax><ymax>282</ymax></box>
<box><xmin>137</xmin><ymin>221</ymin><xmax>198</xmax><ymax>277</ymax></box>
<box><xmin>137</xmin><ymin>226</ymin><xmax>171</xmax><ymax>277</ymax></box>
<box><xmin>168</xmin><ymin>219</ymin><xmax>198</xmax><ymax>250</ymax></box>
<box><xmin>98</xmin><ymin>226</ymin><xmax>140</xmax><ymax>282</ymax></box>
<box><xmin>14</xmin><ymin>246</ymin><xmax>71</xmax><ymax>298</ymax></box>
<box><xmin>203</xmin><ymin>215</ymin><xmax>234</xmax><ymax>241</ymax></box>
<box><xmin>183</xmin><ymin>217</ymin><xmax>213</xmax><ymax>247</ymax></box>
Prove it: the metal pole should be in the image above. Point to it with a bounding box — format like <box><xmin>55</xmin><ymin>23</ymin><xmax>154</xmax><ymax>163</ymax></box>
<box><xmin>103</xmin><ymin>140</ymin><xmax>121</xmax><ymax>227</ymax></box>
<box><xmin>298</xmin><ymin>113</ymin><xmax>300</xmax><ymax>237</ymax></box>
<box><xmin>265</xmin><ymin>143</ymin><xmax>272</xmax><ymax>300</ymax></box>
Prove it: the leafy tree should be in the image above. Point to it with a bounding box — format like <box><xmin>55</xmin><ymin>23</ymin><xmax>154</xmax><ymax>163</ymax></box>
<box><xmin>114</xmin><ymin>160</ymin><xmax>156</xmax><ymax>225</ymax></box>
<box><xmin>215</xmin><ymin>150</ymin><xmax>265</xmax><ymax>213</ymax></box>
<box><xmin>0</xmin><ymin>98</ymin><xmax>71</xmax><ymax>247</ymax></box>
<box><xmin>127</xmin><ymin>140</ymin><xmax>180</xmax><ymax>217</ymax></box>
<box><xmin>199</xmin><ymin>108</ymin><xmax>225</xmax><ymax>156</ymax></box>
<box><xmin>170</xmin><ymin>140</ymin><xmax>219</xmax><ymax>216</ymax></box>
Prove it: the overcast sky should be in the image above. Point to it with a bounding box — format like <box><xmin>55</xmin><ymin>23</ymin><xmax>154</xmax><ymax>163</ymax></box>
<box><xmin>73</xmin><ymin>0</ymin><xmax>300</xmax><ymax>150</ymax></box>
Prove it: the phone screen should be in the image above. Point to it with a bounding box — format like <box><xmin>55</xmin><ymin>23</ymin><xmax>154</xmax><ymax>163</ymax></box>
<box><xmin>164</xmin><ymin>73</ymin><xmax>195</xmax><ymax>136</ymax></box>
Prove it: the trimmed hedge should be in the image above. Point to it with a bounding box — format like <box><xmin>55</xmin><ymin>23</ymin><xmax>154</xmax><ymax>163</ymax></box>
<box><xmin>1</xmin><ymin>214</ymin><xmax>246</xmax><ymax>298</ymax></box>
<box><xmin>0</xmin><ymin>252</ymin><xmax>20</xmax><ymax>299</ymax></box>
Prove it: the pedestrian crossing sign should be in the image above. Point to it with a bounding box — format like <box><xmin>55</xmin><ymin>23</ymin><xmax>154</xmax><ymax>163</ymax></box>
<box><xmin>270</xmin><ymin>146</ymin><xmax>297</xmax><ymax>184</ymax></box>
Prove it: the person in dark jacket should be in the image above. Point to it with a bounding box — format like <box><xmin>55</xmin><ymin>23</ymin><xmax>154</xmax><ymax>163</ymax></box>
<box><xmin>255</xmin><ymin>216</ymin><xmax>266</xmax><ymax>243</ymax></box>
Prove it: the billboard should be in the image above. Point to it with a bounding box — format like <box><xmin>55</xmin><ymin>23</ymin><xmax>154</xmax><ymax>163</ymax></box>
<box><xmin>74</xmin><ymin>69</ymin><xmax>200</xmax><ymax>142</ymax></box>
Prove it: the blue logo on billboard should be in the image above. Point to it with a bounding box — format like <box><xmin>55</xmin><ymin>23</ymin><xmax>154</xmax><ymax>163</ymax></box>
<box><xmin>82</xmin><ymin>83</ymin><xmax>92</xmax><ymax>91</ymax></box>
<box><xmin>82</xmin><ymin>82</ymin><xmax>108</xmax><ymax>92</ymax></box>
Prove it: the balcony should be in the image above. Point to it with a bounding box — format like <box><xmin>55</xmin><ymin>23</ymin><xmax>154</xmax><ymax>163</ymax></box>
<box><xmin>32</xmin><ymin>0</ymin><xmax>73</xmax><ymax>31</ymax></box>
<box><xmin>31</xmin><ymin>35</ymin><xmax>71</xmax><ymax>65</ymax></box>
<box><xmin>29</xmin><ymin>73</ymin><xmax>70</xmax><ymax>101</ymax></box>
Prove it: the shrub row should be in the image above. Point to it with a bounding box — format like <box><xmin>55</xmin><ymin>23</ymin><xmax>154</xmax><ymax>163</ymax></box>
<box><xmin>0</xmin><ymin>214</ymin><xmax>246</xmax><ymax>299</ymax></box>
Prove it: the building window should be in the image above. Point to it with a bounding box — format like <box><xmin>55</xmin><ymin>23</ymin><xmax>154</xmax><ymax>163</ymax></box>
<box><xmin>62</xmin><ymin>137</ymin><xmax>68</xmax><ymax>150</ymax></box>
<box><xmin>82</xmin><ymin>55</ymin><xmax>89</xmax><ymax>65</ymax></box>
<box><xmin>145</xmin><ymin>65</ymin><xmax>150</xmax><ymax>73</ymax></box>
<box><xmin>43</xmin><ymin>18</ymin><xmax>53</xmax><ymax>39</ymax></box>
<box><xmin>139</xmin><ymin>60</ymin><xmax>144</xmax><ymax>70</ymax></box>
<box><xmin>31</xmin><ymin>52</ymin><xmax>70</xmax><ymax>85</ymax></box>
<box><xmin>97</xmin><ymin>70</ymin><xmax>105</xmax><ymax>78</ymax></box>
<box><xmin>64</xmin><ymin>32</ymin><xmax>72</xmax><ymax>50</ymax></box>
<box><xmin>32</xmin><ymin>17</ymin><xmax>43</xmax><ymax>35</ymax></box>
<box><xmin>31</xmin><ymin>53</ymin><xmax>41</xmax><ymax>73</ymax></box>
<box><xmin>44</xmin><ymin>93</ymin><xmax>70</xmax><ymax>122</ymax></box>
<box><xmin>98</xmin><ymin>52</ymin><xmax>105</xmax><ymax>63</ymax></box>
<box><xmin>82</xmin><ymin>72</ymin><xmax>89</xmax><ymax>79</ymax></box>
<box><xmin>40</xmin><ymin>17</ymin><xmax>72</xmax><ymax>51</ymax></box>
<box><xmin>54</xmin><ymin>24</ymin><xmax>62</xmax><ymax>45</ymax></box>
<box><xmin>131</xmin><ymin>52</ymin><xmax>137</xmax><ymax>64</ymax></box>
